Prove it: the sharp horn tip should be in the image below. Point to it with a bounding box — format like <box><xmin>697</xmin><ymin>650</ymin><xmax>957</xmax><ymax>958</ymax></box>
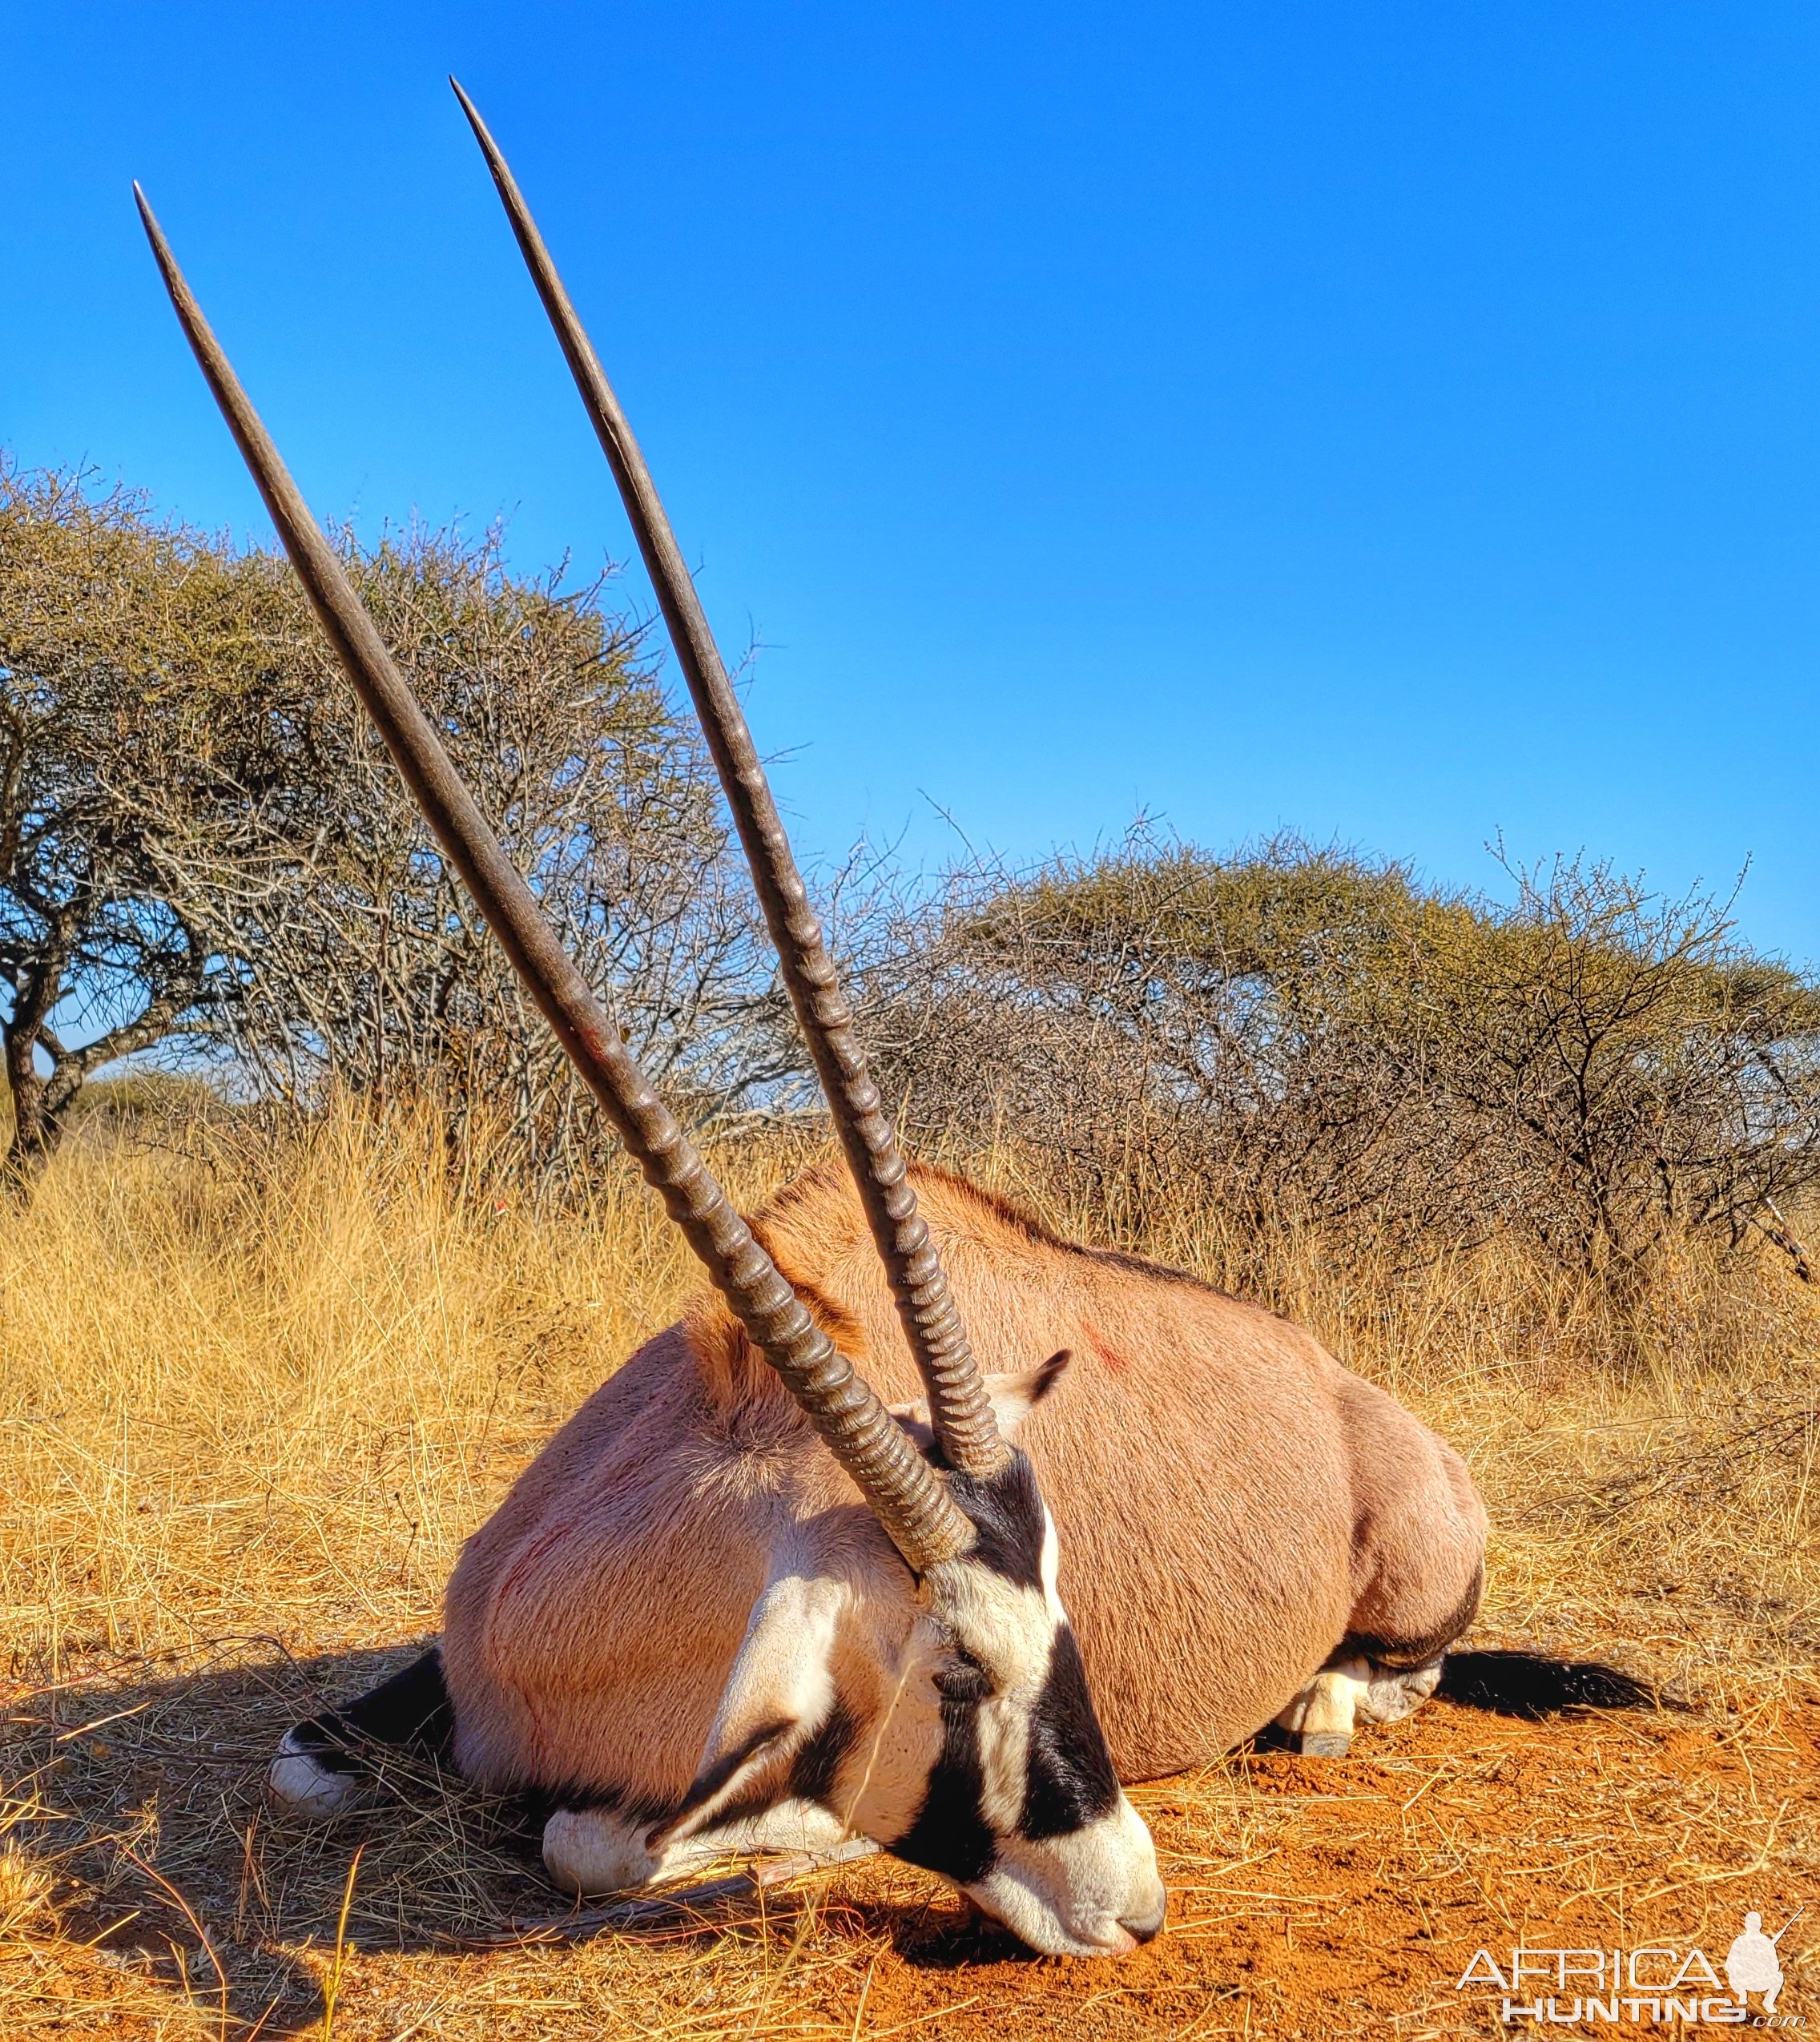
<box><xmin>132</xmin><ymin>183</ymin><xmax>167</xmax><ymax>252</ymax></box>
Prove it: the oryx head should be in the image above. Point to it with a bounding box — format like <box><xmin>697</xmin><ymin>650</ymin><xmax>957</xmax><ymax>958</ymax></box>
<box><xmin>136</xmin><ymin>85</ymin><xmax>1164</xmax><ymax>1957</ymax></box>
<box><xmin>644</xmin><ymin>1352</ymin><xmax>1164</xmax><ymax>1955</ymax></box>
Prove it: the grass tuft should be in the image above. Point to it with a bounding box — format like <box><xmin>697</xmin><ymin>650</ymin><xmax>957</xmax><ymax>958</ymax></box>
<box><xmin>1</xmin><ymin>1102</ymin><xmax>1814</xmax><ymax>2036</ymax></box>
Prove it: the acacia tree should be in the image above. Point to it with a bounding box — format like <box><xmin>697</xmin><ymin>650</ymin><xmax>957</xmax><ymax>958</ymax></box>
<box><xmin>0</xmin><ymin>459</ymin><xmax>769</xmax><ymax>1179</ymax></box>
<box><xmin>1421</xmin><ymin>853</ymin><xmax>1820</xmax><ymax>1275</ymax></box>
<box><xmin>167</xmin><ymin>522</ymin><xmax>775</xmax><ymax>1176</ymax></box>
<box><xmin>849</xmin><ymin>828</ymin><xmax>1820</xmax><ymax>1277</ymax></box>
<box><xmin>0</xmin><ymin>463</ymin><xmax>252</xmax><ymax>1171</ymax></box>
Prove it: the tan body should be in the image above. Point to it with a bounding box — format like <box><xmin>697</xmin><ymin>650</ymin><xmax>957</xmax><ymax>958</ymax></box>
<box><xmin>445</xmin><ymin>1162</ymin><xmax>1486</xmax><ymax>1798</ymax></box>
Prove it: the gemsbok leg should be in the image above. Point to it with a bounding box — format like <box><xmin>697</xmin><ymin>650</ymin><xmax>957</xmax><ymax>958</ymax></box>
<box><xmin>1273</xmin><ymin>1649</ymin><xmax>1448</xmax><ymax>1758</ymax></box>
<box><xmin>540</xmin><ymin>1801</ymin><xmax>856</xmax><ymax>1898</ymax></box>
<box><xmin>269</xmin><ymin>1646</ymin><xmax>453</xmax><ymax>1813</ymax></box>
<box><xmin>1274</xmin><ymin>1385</ymin><xmax>1485</xmax><ymax>1758</ymax></box>
<box><xmin>1273</xmin><ymin>1653</ymin><xmax>1372</xmax><ymax>1758</ymax></box>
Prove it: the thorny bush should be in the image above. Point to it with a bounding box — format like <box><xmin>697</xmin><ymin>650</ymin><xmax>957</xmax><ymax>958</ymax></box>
<box><xmin>0</xmin><ymin>459</ymin><xmax>772</xmax><ymax>1184</ymax></box>
<box><xmin>844</xmin><ymin>829</ymin><xmax>1820</xmax><ymax>1284</ymax></box>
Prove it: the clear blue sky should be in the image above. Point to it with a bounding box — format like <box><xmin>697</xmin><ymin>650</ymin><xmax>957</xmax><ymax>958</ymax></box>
<box><xmin>8</xmin><ymin>3</ymin><xmax>1820</xmax><ymax>965</ymax></box>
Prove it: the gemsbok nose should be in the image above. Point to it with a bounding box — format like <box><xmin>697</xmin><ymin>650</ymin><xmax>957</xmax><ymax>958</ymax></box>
<box><xmin>1121</xmin><ymin>1895</ymin><xmax>1169</xmax><ymax>1945</ymax></box>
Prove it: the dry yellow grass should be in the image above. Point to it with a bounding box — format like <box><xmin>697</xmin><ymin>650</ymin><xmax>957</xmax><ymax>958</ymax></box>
<box><xmin>1</xmin><ymin>1102</ymin><xmax>1815</xmax><ymax>2037</ymax></box>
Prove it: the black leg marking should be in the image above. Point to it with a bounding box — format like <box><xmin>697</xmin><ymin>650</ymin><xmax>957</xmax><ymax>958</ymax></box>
<box><xmin>289</xmin><ymin>1645</ymin><xmax>453</xmax><ymax>1776</ymax></box>
<box><xmin>518</xmin><ymin>1777</ymin><xmax>674</xmax><ymax>1831</ymax></box>
<box><xmin>1345</xmin><ymin>1565</ymin><xmax>1485</xmax><ymax>1670</ymax></box>
<box><xmin>645</xmin><ymin>1718</ymin><xmax>793</xmax><ymax>1847</ymax></box>
<box><xmin>789</xmin><ymin>1698</ymin><xmax>860</xmax><ymax>1813</ymax></box>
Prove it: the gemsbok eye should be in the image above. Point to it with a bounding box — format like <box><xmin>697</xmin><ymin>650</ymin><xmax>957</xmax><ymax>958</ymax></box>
<box><xmin>933</xmin><ymin>1653</ymin><xmax>996</xmax><ymax>1704</ymax></box>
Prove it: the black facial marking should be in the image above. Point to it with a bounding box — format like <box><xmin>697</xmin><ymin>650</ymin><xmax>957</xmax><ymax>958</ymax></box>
<box><xmin>1019</xmin><ymin>1625</ymin><xmax>1120</xmax><ymax>1840</ymax></box>
<box><xmin>890</xmin><ymin>1444</ymin><xmax>1127</xmax><ymax>1879</ymax></box>
<box><xmin>944</xmin><ymin>1449</ymin><xmax>1048</xmax><ymax>1589</ymax></box>
<box><xmin>888</xmin><ymin>1689</ymin><xmax>997</xmax><ymax>1885</ymax></box>
<box><xmin>288</xmin><ymin>1645</ymin><xmax>453</xmax><ymax>1776</ymax></box>
<box><xmin>787</xmin><ymin>1697</ymin><xmax>859</xmax><ymax>1811</ymax></box>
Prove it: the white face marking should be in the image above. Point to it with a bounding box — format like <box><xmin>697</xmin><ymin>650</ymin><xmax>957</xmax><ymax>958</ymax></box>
<box><xmin>829</xmin><ymin>1501</ymin><xmax>1163</xmax><ymax>1956</ymax></box>
<box><xmin>663</xmin><ymin>1472</ymin><xmax>1165</xmax><ymax>1958</ymax></box>
<box><xmin>932</xmin><ymin>1505</ymin><xmax>1063</xmax><ymax>1835</ymax></box>
<box><xmin>968</xmin><ymin>1795</ymin><xmax>1165</xmax><ymax>1956</ymax></box>
<box><xmin>1038</xmin><ymin>1505</ymin><xmax>1063</xmax><ymax>1610</ymax></box>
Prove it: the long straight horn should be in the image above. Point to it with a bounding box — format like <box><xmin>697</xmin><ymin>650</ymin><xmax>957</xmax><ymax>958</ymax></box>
<box><xmin>451</xmin><ymin>80</ymin><xmax>1009</xmax><ymax>1479</ymax></box>
<box><xmin>134</xmin><ymin>184</ymin><xmax>972</xmax><ymax>1572</ymax></box>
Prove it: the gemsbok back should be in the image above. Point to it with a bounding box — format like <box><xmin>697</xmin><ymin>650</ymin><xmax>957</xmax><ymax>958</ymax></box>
<box><xmin>136</xmin><ymin>82</ymin><xmax>1487</xmax><ymax>1958</ymax></box>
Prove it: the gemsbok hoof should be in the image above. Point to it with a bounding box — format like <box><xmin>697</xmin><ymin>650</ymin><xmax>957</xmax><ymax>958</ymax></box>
<box><xmin>1299</xmin><ymin>1730</ymin><xmax>1353</xmax><ymax>1758</ymax></box>
<box><xmin>268</xmin><ymin>1726</ymin><xmax>365</xmax><ymax>1815</ymax></box>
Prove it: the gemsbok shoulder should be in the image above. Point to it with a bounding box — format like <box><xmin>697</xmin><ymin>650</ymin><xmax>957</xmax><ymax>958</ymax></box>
<box><xmin>135</xmin><ymin>82</ymin><xmax>1488</xmax><ymax>1959</ymax></box>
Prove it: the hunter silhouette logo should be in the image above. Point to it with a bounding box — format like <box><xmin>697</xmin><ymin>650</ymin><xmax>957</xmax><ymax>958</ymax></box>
<box><xmin>1452</xmin><ymin>1907</ymin><xmax>1806</xmax><ymax>2025</ymax></box>
<box><xmin>1727</xmin><ymin>1911</ymin><xmax>1802</xmax><ymax>2019</ymax></box>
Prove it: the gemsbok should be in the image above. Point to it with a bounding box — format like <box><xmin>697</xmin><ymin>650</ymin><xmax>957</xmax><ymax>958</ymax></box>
<box><xmin>135</xmin><ymin>83</ymin><xmax>1488</xmax><ymax>1958</ymax></box>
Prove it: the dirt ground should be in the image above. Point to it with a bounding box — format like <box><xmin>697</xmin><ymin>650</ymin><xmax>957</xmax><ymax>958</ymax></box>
<box><xmin>2</xmin><ymin>1644</ymin><xmax>1814</xmax><ymax>2039</ymax></box>
<box><xmin>2</xmin><ymin>1120</ymin><xmax>1816</xmax><ymax>2037</ymax></box>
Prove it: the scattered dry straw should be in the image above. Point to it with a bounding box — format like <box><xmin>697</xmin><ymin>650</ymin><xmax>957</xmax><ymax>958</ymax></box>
<box><xmin>2</xmin><ymin>1103</ymin><xmax>1815</xmax><ymax>2036</ymax></box>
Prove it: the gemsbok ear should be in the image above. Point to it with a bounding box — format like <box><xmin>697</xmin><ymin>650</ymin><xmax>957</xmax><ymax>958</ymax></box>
<box><xmin>888</xmin><ymin>1350</ymin><xmax>1072</xmax><ymax>1457</ymax></box>
<box><xmin>644</xmin><ymin>1567</ymin><xmax>849</xmax><ymax>1852</ymax></box>
<box><xmin>985</xmin><ymin>1349</ymin><xmax>1072</xmax><ymax>1436</ymax></box>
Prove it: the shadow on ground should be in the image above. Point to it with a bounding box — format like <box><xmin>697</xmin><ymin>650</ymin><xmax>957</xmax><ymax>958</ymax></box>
<box><xmin>0</xmin><ymin>1639</ymin><xmax>1675</xmax><ymax>2030</ymax></box>
<box><xmin>2</xmin><ymin>1640</ymin><xmax>544</xmax><ymax>2032</ymax></box>
<box><xmin>1437</xmin><ymin>1647</ymin><xmax>1663</xmax><ymax>1716</ymax></box>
